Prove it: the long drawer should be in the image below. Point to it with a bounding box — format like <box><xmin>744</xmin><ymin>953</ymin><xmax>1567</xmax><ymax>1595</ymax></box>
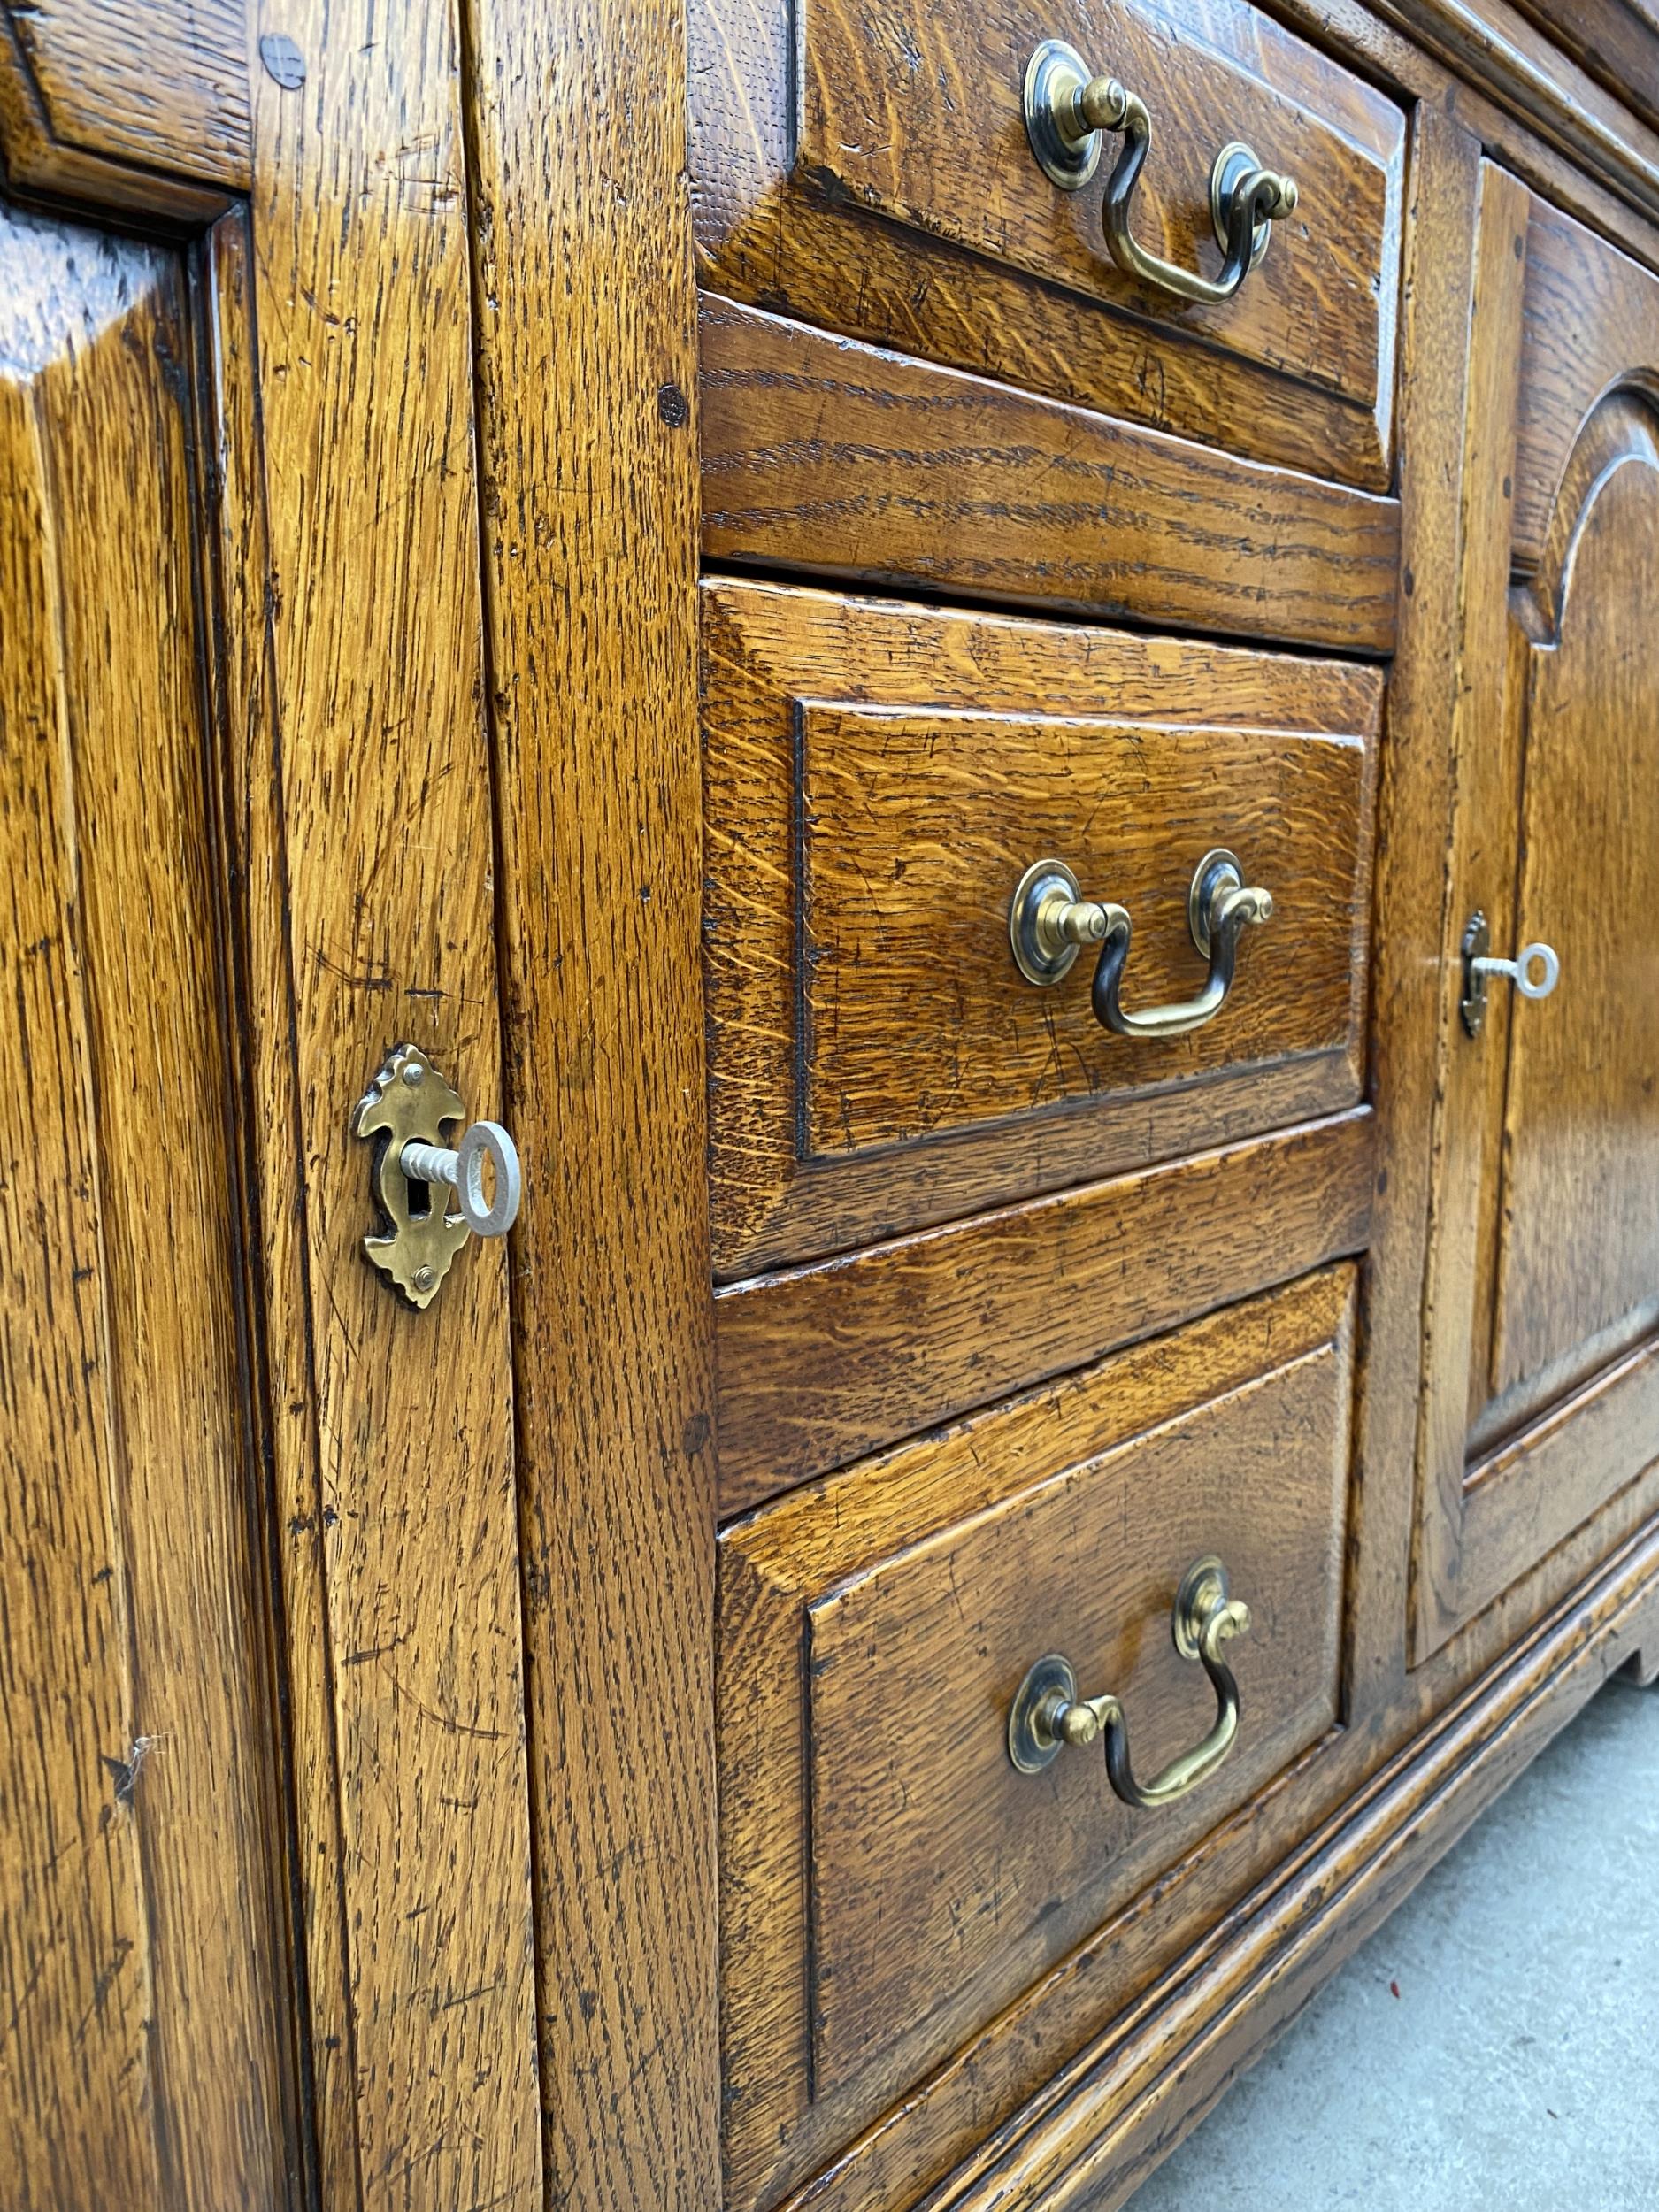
<box><xmin>703</xmin><ymin>580</ymin><xmax>1382</xmax><ymax>1281</ymax></box>
<box><xmin>718</xmin><ymin>1264</ymin><xmax>1356</xmax><ymax>2209</ymax></box>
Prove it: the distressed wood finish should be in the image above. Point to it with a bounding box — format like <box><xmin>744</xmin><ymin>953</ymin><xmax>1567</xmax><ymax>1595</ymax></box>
<box><xmin>796</xmin><ymin>0</ymin><xmax>1400</xmax><ymax>409</ymax></box>
<box><xmin>0</xmin><ymin>198</ymin><xmax>293</xmax><ymax>2212</ymax></box>
<box><xmin>905</xmin><ymin>1518</ymin><xmax>1659</xmax><ymax>2212</ymax></box>
<box><xmin>716</xmin><ymin>1108</ymin><xmax>1374</xmax><ymax>1508</ymax></box>
<box><xmin>703</xmin><ymin>581</ymin><xmax>1382</xmax><ymax>1278</ymax></box>
<box><xmin>719</xmin><ymin>1268</ymin><xmax>1354</xmax><ymax>2208</ymax></box>
<box><xmin>701</xmin><ymin>300</ymin><xmax>1401</xmax><ymax>652</ymax></box>
<box><xmin>1512</xmin><ymin>0</ymin><xmax>1659</xmax><ymax>138</ymax></box>
<box><xmin>239</xmin><ymin>5</ymin><xmax>546</xmax><ymax>2208</ymax></box>
<box><xmin>0</xmin><ymin>0</ymin><xmax>246</xmax><ymax>219</ymax></box>
<box><xmin>690</xmin><ymin>0</ymin><xmax>1404</xmax><ymax>487</ymax></box>
<box><xmin>1414</xmin><ymin>180</ymin><xmax>1659</xmax><ymax>1661</ymax></box>
<box><xmin>464</xmin><ymin>0</ymin><xmax>723</xmax><ymax>2204</ymax></box>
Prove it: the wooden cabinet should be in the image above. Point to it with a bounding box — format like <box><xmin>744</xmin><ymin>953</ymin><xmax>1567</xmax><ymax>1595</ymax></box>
<box><xmin>9</xmin><ymin>6</ymin><xmax>1659</xmax><ymax>2212</ymax></box>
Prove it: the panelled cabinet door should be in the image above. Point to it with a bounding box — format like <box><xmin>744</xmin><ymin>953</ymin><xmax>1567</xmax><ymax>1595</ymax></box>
<box><xmin>1413</xmin><ymin>172</ymin><xmax>1659</xmax><ymax>1662</ymax></box>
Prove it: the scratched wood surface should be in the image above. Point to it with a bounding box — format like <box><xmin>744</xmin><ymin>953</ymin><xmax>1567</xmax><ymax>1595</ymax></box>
<box><xmin>689</xmin><ymin>0</ymin><xmax>1404</xmax><ymax>487</ymax></box>
<box><xmin>242</xmin><ymin>4</ymin><xmax>543</xmax><ymax>2207</ymax></box>
<box><xmin>465</xmin><ymin>0</ymin><xmax>723</xmax><ymax>2205</ymax></box>
<box><xmin>701</xmin><ymin>299</ymin><xmax>1402</xmax><ymax>654</ymax></box>
<box><xmin>716</xmin><ymin>1108</ymin><xmax>1374</xmax><ymax>1509</ymax></box>
<box><xmin>0</xmin><ymin>0</ymin><xmax>244</xmax><ymax>219</ymax></box>
<box><xmin>0</xmin><ymin>196</ymin><xmax>294</xmax><ymax>2211</ymax></box>
<box><xmin>703</xmin><ymin>580</ymin><xmax>1382</xmax><ymax>1279</ymax></box>
<box><xmin>720</xmin><ymin>1268</ymin><xmax>1353</xmax><ymax>2208</ymax></box>
<box><xmin>795</xmin><ymin>0</ymin><xmax>1400</xmax><ymax>411</ymax></box>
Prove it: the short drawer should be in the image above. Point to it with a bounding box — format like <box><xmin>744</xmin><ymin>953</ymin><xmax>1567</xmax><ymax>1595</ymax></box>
<box><xmin>718</xmin><ymin>1264</ymin><xmax>1356</xmax><ymax>2208</ymax></box>
<box><xmin>691</xmin><ymin>0</ymin><xmax>1405</xmax><ymax>488</ymax></box>
<box><xmin>703</xmin><ymin>580</ymin><xmax>1381</xmax><ymax>1278</ymax></box>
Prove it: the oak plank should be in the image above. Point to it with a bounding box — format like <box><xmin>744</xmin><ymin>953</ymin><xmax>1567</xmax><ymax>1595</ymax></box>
<box><xmin>0</xmin><ymin>199</ymin><xmax>291</xmax><ymax>2209</ymax></box>
<box><xmin>246</xmin><ymin>4</ymin><xmax>542</xmax><ymax>2205</ymax></box>
<box><xmin>0</xmin><ymin>0</ymin><xmax>246</xmax><ymax>218</ymax></box>
<box><xmin>464</xmin><ymin>0</ymin><xmax>723</xmax><ymax>2203</ymax></box>
<box><xmin>702</xmin><ymin>296</ymin><xmax>1402</xmax><ymax>653</ymax></box>
<box><xmin>715</xmin><ymin>1108</ymin><xmax>1375</xmax><ymax>1507</ymax></box>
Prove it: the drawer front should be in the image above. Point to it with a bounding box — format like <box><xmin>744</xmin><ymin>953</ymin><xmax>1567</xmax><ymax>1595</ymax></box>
<box><xmin>719</xmin><ymin>1265</ymin><xmax>1356</xmax><ymax>2208</ymax></box>
<box><xmin>703</xmin><ymin>580</ymin><xmax>1380</xmax><ymax>1278</ymax></box>
<box><xmin>692</xmin><ymin>0</ymin><xmax>1405</xmax><ymax>488</ymax></box>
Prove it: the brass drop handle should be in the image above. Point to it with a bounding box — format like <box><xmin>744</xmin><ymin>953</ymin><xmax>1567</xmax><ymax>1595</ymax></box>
<box><xmin>1008</xmin><ymin>1557</ymin><xmax>1250</xmax><ymax>1809</ymax></box>
<box><xmin>1023</xmin><ymin>41</ymin><xmax>1298</xmax><ymax>305</ymax></box>
<box><xmin>1010</xmin><ymin>849</ymin><xmax>1272</xmax><ymax>1041</ymax></box>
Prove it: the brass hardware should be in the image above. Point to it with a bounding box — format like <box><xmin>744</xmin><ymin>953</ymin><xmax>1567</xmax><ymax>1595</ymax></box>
<box><xmin>1007</xmin><ymin>1556</ymin><xmax>1250</xmax><ymax>1809</ymax></box>
<box><xmin>1022</xmin><ymin>40</ymin><xmax>1298</xmax><ymax>304</ymax></box>
<box><xmin>354</xmin><ymin>1043</ymin><xmax>523</xmax><ymax>1310</ymax></box>
<box><xmin>1009</xmin><ymin>849</ymin><xmax>1271</xmax><ymax>1040</ymax></box>
<box><xmin>1459</xmin><ymin>910</ymin><xmax>1562</xmax><ymax>1038</ymax></box>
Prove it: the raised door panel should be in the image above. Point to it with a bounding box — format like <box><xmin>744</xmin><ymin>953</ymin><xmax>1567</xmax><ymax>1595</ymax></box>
<box><xmin>1493</xmin><ymin>438</ymin><xmax>1659</xmax><ymax>1392</ymax></box>
<box><xmin>0</xmin><ymin>195</ymin><xmax>295</xmax><ymax>2211</ymax></box>
<box><xmin>1413</xmin><ymin>178</ymin><xmax>1659</xmax><ymax>1661</ymax></box>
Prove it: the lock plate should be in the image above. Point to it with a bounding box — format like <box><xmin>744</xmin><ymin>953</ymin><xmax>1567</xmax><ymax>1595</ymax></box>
<box><xmin>355</xmin><ymin>1043</ymin><xmax>471</xmax><ymax>1309</ymax></box>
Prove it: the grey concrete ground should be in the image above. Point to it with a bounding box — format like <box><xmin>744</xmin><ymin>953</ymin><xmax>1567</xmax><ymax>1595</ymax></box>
<box><xmin>1128</xmin><ymin>1674</ymin><xmax>1659</xmax><ymax>2211</ymax></box>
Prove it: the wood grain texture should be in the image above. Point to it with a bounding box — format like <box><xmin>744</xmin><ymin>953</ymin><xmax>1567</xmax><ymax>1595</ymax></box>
<box><xmin>703</xmin><ymin>580</ymin><xmax>1380</xmax><ymax>1276</ymax></box>
<box><xmin>1371</xmin><ymin>0</ymin><xmax>1659</xmax><ymax>228</ymax></box>
<box><xmin>1415</xmin><ymin>176</ymin><xmax>1659</xmax><ymax>1663</ymax></box>
<box><xmin>0</xmin><ymin>0</ymin><xmax>247</xmax><ymax>219</ymax></box>
<box><xmin>902</xmin><ymin>1514</ymin><xmax>1659</xmax><ymax>2212</ymax></box>
<box><xmin>1514</xmin><ymin>187</ymin><xmax>1659</xmax><ymax>565</ymax></box>
<box><xmin>462</xmin><ymin>0</ymin><xmax>723</xmax><ymax>2205</ymax></box>
<box><xmin>245</xmin><ymin>3</ymin><xmax>543</xmax><ymax>2205</ymax></box>
<box><xmin>1342</xmin><ymin>106</ymin><xmax>1483</xmax><ymax>1716</ymax></box>
<box><xmin>200</xmin><ymin>207</ymin><xmax>357</xmax><ymax>2212</ymax></box>
<box><xmin>719</xmin><ymin>1268</ymin><xmax>1354</xmax><ymax>2208</ymax></box>
<box><xmin>701</xmin><ymin>298</ymin><xmax>1402</xmax><ymax>652</ymax></box>
<box><xmin>1409</xmin><ymin>157</ymin><xmax>1531</xmax><ymax>1661</ymax></box>
<box><xmin>797</xmin><ymin>0</ymin><xmax>1399</xmax><ymax>410</ymax></box>
<box><xmin>1512</xmin><ymin>0</ymin><xmax>1659</xmax><ymax>138</ymax></box>
<box><xmin>690</xmin><ymin>0</ymin><xmax>1403</xmax><ymax>488</ymax></box>
<box><xmin>0</xmin><ymin>197</ymin><xmax>293</xmax><ymax>2210</ymax></box>
<box><xmin>715</xmin><ymin>1108</ymin><xmax>1374</xmax><ymax>1509</ymax></box>
<box><xmin>1494</xmin><ymin>426</ymin><xmax>1659</xmax><ymax>1386</ymax></box>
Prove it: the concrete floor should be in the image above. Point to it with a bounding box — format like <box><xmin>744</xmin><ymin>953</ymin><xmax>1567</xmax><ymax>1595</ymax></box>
<box><xmin>1128</xmin><ymin>1674</ymin><xmax>1659</xmax><ymax>2211</ymax></box>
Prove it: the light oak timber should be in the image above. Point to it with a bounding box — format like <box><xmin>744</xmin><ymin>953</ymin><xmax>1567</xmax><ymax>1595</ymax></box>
<box><xmin>0</xmin><ymin>197</ymin><xmax>292</xmax><ymax>2211</ymax></box>
<box><xmin>200</xmin><ymin>208</ymin><xmax>357</xmax><ymax>2212</ymax></box>
<box><xmin>795</xmin><ymin>0</ymin><xmax>1401</xmax><ymax>417</ymax></box>
<box><xmin>749</xmin><ymin>1460</ymin><xmax>1659</xmax><ymax>2212</ymax></box>
<box><xmin>714</xmin><ymin>1108</ymin><xmax>1374</xmax><ymax>1509</ymax></box>
<box><xmin>1344</xmin><ymin>106</ymin><xmax>1484</xmax><ymax>1717</ymax></box>
<box><xmin>690</xmin><ymin>0</ymin><xmax>1404</xmax><ymax>488</ymax></box>
<box><xmin>245</xmin><ymin>3</ymin><xmax>543</xmax><ymax>2205</ymax></box>
<box><xmin>464</xmin><ymin>0</ymin><xmax>723</xmax><ymax>2202</ymax></box>
<box><xmin>701</xmin><ymin>297</ymin><xmax>1402</xmax><ymax>653</ymax></box>
<box><xmin>1512</xmin><ymin>0</ymin><xmax>1659</xmax><ymax>137</ymax></box>
<box><xmin>904</xmin><ymin>1516</ymin><xmax>1659</xmax><ymax>2212</ymax></box>
<box><xmin>1410</xmin><ymin>157</ymin><xmax>1532</xmax><ymax>1659</ymax></box>
<box><xmin>703</xmin><ymin>578</ymin><xmax>1382</xmax><ymax>1277</ymax></box>
<box><xmin>0</xmin><ymin>0</ymin><xmax>245</xmax><ymax>219</ymax></box>
<box><xmin>719</xmin><ymin>1270</ymin><xmax>1355</xmax><ymax>2208</ymax></box>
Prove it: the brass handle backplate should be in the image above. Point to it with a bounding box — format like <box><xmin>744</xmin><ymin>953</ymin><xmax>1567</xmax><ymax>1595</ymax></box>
<box><xmin>1010</xmin><ymin>849</ymin><xmax>1272</xmax><ymax>1041</ymax></box>
<box><xmin>1023</xmin><ymin>40</ymin><xmax>1297</xmax><ymax>305</ymax></box>
<box><xmin>355</xmin><ymin>1042</ymin><xmax>524</xmax><ymax>1310</ymax></box>
<box><xmin>1007</xmin><ymin>1556</ymin><xmax>1250</xmax><ymax>1809</ymax></box>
